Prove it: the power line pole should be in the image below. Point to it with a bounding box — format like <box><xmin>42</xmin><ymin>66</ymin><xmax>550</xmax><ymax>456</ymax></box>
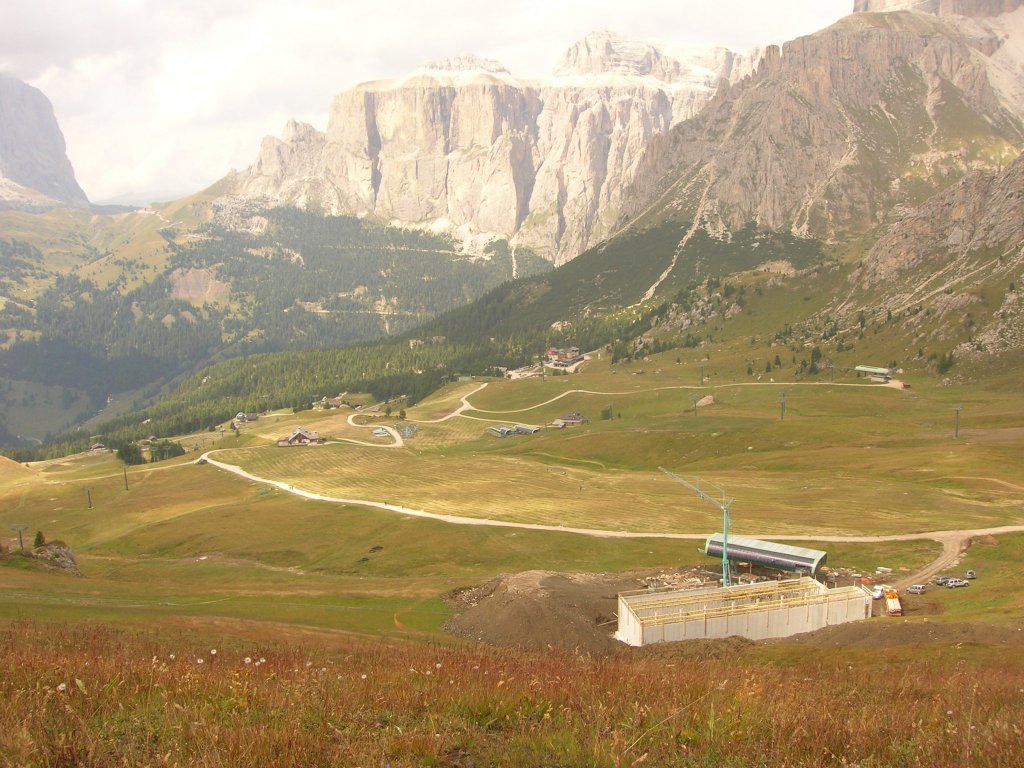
<box><xmin>691</xmin><ymin>393</ymin><xmax>700</xmax><ymax>416</ymax></box>
<box><xmin>954</xmin><ymin>405</ymin><xmax>963</xmax><ymax>439</ymax></box>
<box><xmin>11</xmin><ymin>525</ymin><xmax>27</xmax><ymax>551</ymax></box>
<box><xmin>123</xmin><ymin>464</ymin><xmax>129</xmax><ymax>491</ymax></box>
<box><xmin>779</xmin><ymin>391</ymin><xmax>787</xmax><ymax>421</ymax></box>
<box><xmin>85</xmin><ymin>488</ymin><xmax>92</xmax><ymax>509</ymax></box>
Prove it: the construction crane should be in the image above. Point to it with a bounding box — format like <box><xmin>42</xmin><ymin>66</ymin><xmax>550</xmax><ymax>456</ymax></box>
<box><xmin>659</xmin><ymin>467</ymin><xmax>734</xmax><ymax>586</ymax></box>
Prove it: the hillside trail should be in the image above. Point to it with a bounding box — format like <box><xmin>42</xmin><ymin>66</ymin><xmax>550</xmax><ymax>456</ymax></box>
<box><xmin>461</xmin><ymin>379</ymin><xmax>891</xmax><ymax>415</ymax></box>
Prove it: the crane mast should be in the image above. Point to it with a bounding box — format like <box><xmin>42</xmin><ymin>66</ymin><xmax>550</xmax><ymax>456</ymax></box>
<box><xmin>659</xmin><ymin>467</ymin><xmax>734</xmax><ymax>587</ymax></box>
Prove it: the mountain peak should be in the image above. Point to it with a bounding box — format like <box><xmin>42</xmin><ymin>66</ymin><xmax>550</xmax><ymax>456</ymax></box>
<box><xmin>559</xmin><ymin>30</ymin><xmax>707</xmax><ymax>79</ymax></box>
<box><xmin>0</xmin><ymin>73</ymin><xmax>89</xmax><ymax>210</ymax></box>
<box><xmin>853</xmin><ymin>0</ymin><xmax>1023</xmax><ymax>17</ymax></box>
<box><xmin>553</xmin><ymin>30</ymin><xmax>756</xmax><ymax>89</ymax></box>
<box><xmin>418</xmin><ymin>55</ymin><xmax>510</xmax><ymax>75</ymax></box>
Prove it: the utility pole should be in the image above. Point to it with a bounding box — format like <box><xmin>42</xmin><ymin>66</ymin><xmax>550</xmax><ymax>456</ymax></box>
<box><xmin>691</xmin><ymin>393</ymin><xmax>700</xmax><ymax>416</ymax></box>
<box><xmin>85</xmin><ymin>488</ymin><xmax>93</xmax><ymax>509</ymax></box>
<box><xmin>699</xmin><ymin>364</ymin><xmax>705</xmax><ymax>386</ymax></box>
<box><xmin>11</xmin><ymin>525</ymin><xmax>27</xmax><ymax>551</ymax></box>
<box><xmin>779</xmin><ymin>391</ymin><xmax>787</xmax><ymax>421</ymax></box>
<box><xmin>123</xmin><ymin>464</ymin><xmax>129</xmax><ymax>491</ymax></box>
<box><xmin>954</xmin><ymin>405</ymin><xmax>963</xmax><ymax>439</ymax></box>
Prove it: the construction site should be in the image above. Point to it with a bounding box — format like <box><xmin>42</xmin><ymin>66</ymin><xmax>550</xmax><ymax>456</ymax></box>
<box><xmin>608</xmin><ymin>471</ymin><xmax>874</xmax><ymax>646</ymax></box>
<box><xmin>615</xmin><ymin>577</ymin><xmax>873</xmax><ymax>646</ymax></box>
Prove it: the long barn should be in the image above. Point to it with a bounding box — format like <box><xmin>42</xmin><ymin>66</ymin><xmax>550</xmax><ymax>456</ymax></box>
<box><xmin>705</xmin><ymin>534</ymin><xmax>828</xmax><ymax>575</ymax></box>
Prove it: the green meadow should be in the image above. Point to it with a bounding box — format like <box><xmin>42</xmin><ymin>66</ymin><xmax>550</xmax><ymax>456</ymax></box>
<box><xmin>2</xmin><ymin>347</ymin><xmax>1021</xmax><ymax>640</ymax></box>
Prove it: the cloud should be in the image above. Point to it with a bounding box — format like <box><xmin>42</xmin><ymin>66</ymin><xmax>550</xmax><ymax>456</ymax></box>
<box><xmin>1</xmin><ymin>0</ymin><xmax>852</xmax><ymax>202</ymax></box>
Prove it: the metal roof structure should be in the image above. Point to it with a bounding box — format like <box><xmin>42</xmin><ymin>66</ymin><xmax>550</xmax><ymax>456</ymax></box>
<box><xmin>704</xmin><ymin>534</ymin><xmax>827</xmax><ymax>574</ymax></box>
<box><xmin>855</xmin><ymin>365</ymin><xmax>892</xmax><ymax>376</ymax></box>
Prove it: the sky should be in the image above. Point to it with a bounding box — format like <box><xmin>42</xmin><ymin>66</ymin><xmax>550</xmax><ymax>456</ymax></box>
<box><xmin>1</xmin><ymin>0</ymin><xmax>853</xmax><ymax>204</ymax></box>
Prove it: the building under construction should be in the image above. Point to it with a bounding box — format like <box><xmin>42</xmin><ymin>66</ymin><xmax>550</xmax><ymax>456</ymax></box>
<box><xmin>615</xmin><ymin>577</ymin><xmax>872</xmax><ymax>646</ymax></box>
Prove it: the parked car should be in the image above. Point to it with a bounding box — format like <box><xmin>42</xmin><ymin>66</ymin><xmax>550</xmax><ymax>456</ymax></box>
<box><xmin>947</xmin><ymin>579</ymin><xmax>970</xmax><ymax>588</ymax></box>
<box><xmin>907</xmin><ymin>584</ymin><xmax>927</xmax><ymax>594</ymax></box>
<box><xmin>934</xmin><ymin>576</ymin><xmax>951</xmax><ymax>586</ymax></box>
<box><xmin>872</xmin><ymin>585</ymin><xmax>885</xmax><ymax>600</ymax></box>
<box><xmin>965</xmin><ymin>570</ymin><xmax>977</xmax><ymax>579</ymax></box>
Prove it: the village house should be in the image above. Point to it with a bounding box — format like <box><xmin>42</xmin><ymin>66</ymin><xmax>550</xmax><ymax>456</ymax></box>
<box><xmin>235</xmin><ymin>412</ymin><xmax>259</xmax><ymax>423</ymax></box>
<box><xmin>276</xmin><ymin>428</ymin><xmax>321</xmax><ymax>447</ymax></box>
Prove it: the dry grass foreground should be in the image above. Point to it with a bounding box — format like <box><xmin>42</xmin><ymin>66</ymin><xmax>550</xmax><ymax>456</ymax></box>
<box><xmin>2</xmin><ymin>620</ymin><xmax>1022</xmax><ymax>768</ymax></box>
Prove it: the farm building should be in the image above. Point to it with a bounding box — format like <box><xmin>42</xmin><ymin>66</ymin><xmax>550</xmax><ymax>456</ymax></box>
<box><xmin>515</xmin><ymin>424</ymin><xmax>541</xmax><ymax>435</ymax></box>
<box><xmin>705</xmin><ymin>534</ymin><xmax>828</xmax><ymax>575</ymax></box>
<box><xmin>486</xmin><ymin>425</ymin><xmax>515</xmax><ymax>438</ymax></box>
<box><xmin>855</xmin><ymin>365</ymin><xmax>892</xmax><ymax>381</ymax></box>
<box><xmin>615</xmin><ymin>577</ymin><xmax>872</xmax><ymax>646</ymax></box>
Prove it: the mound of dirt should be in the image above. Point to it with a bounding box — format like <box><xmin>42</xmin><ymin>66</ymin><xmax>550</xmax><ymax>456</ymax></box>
<box><xmin>444</xmin><ymin>567</ymin><xmax>718</xmax><ymax>653</ymax></box>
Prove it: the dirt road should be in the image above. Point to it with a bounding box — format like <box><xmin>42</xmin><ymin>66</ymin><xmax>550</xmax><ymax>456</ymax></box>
<box><xmin>198</xmin><ymin>452</ymin><xmax>1023</xmax><ymax>590</ymax></box>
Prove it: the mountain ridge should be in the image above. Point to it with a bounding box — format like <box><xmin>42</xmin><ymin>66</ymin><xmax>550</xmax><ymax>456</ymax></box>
<box><xmin>618</xmin><ymin>8</ymin><xmax>1024</xmax><ymax>246</ymax></box>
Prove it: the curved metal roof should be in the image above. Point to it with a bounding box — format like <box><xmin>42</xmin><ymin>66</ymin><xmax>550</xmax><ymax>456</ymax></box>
<box><xmin>704</xmin><ymin>533</ymin><xmax>828</xmax><ymax>573</ymax></box>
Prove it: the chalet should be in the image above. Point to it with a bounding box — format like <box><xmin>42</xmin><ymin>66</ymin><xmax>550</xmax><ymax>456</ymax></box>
<box><xmin>276</xmin><ymin>428</ymin><xmax>321</xmax><ymax>447</ymax></box>
<box><xmin>372</xmin><ymin>427</ymin><xmax>391</xmax><ymax>438</ymax></box>
<box><xmin>236</xmin><ymin>412</ymin><xmax>259</xmax><ymax>423</ymax></box>
<box><xmin>560</xmin><ymin>412</ymin><xmax>585</xmax><ymax>425</ymax></box>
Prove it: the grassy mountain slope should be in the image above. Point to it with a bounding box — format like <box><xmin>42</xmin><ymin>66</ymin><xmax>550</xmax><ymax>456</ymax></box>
<box><xmin>0</xmin><ymin>200</ymin><xmax>548</xmax><ymax>445</ymax></box>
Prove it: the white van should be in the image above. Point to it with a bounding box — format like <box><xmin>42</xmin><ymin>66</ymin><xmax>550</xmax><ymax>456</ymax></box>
<box><xmin>907</xmin><ymin>584</ymin><xmax>926</xmax><ymax>594</ymax></box>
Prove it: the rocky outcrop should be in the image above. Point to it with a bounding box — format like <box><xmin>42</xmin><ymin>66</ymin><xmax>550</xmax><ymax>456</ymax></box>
<box><xmin>226</xmin><ymin>32</ymin><xmax>758</xmax><ymax>264</ymax></box>
<box><xmin>846</xmin><ymin>152</ymin><xmax>1024</xmax><ymax>357</ymax></box>
<box><xmin>857</xmin><ymin>151</ymin><xmax>1024</xmax><ymax>287</ymax></box>
<box><xmin>854</xmin><ymin>0</ymin><xmax>1023</xmax><ymax>17</ymax></box>
<box><xmin>0</xmin><ymin>74</ymin><xmax>88</xmax><ymax>210</ymax></box>
<box><xmin>620</xmin><ymin>11</ymin><xmax>1024</xmax><ymax>244</ymax></box>
<box><xmin>32</xmin><ymin>541</ymin><xmax>81</xmax><ymax>575</ymax></box>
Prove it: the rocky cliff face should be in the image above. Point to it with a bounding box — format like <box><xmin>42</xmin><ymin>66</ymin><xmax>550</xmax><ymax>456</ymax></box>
<box><xmin>226</xmin><ymin>32</ymin><xmax>757</xmax><ymax>264</ymax></box>
<box><xmin>854</xmin><ymin>0</ymin><xmax>1022</xmax><ymax>17</ymax></box>
<box><xmin>0</xmin><ymin>74</ymin><xmax>88</xmax><ymax>210</ymax></box>
<box><xmin>845</xmin><ymin>151</ymin><xmax>1024</xmax><ymax>358</ymax></box>
<box><xmin>620</xmin><ymin>10</ymin><xmax>1024</xmax><ymax>244</ymax></box>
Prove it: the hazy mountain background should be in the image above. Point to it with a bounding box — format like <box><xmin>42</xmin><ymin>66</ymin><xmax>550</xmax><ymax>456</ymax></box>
<box><xmin>0</xmin><ymin>0</ymin><xmax>1022</xmax><ymax>450</ymax></box>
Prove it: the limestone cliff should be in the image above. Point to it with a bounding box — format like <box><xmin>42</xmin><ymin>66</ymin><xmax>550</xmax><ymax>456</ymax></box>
<box><xmin>226</xmin><ymin>32</ymin><xmax>757</xmax><ymax>264</ymax></box>
<box><xmin>0</xmin><ymin>73</ymin><xmax>88</xmax><ymax>210</ymax></box>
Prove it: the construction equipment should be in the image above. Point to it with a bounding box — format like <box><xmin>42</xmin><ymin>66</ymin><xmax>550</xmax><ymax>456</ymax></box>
<box><xmin>884</xmin><ymin>587</ymin><xmax>902</xmax><ymax>617</ymax></box>
<box><xmin>659</xmin><ymin>468</ymin><xmax>734</xmax><ymax>586</ymax></box>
